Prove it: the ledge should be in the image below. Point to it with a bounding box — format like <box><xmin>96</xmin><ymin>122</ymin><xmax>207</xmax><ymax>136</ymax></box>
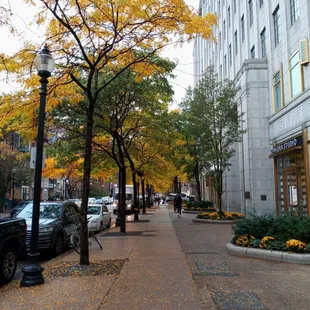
<box><xmin>192</xmin><ymin>218</ymin><xmax>237</xmax><ymax>224</ymax></box>
<box><xmin>226</xmin><ymin>243</ymin><xmax>310</xmax><ymax>264</ymax></box>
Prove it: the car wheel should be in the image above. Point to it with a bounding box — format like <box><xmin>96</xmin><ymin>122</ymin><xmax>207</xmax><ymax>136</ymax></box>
<box><xmin>107</xmin><ymin>218</ymin><xmax>111</xmax><ymax>229</ymax></box>
<box><xmin>54</xmin><ymin>234</ymin><xmax>63</xmax><ymax>257</ymax></box>
<box><xmin>99</xmin><ymin>222</ymin><xmax>104</xmax><ymax>232</ymax></box>
<box><xmin>0</xmin><ymin>247</ymin><xmax>17</xmax><ymax>285</ymax></box>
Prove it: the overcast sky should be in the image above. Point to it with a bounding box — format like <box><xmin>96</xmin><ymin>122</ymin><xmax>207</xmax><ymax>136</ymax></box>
<box><xmin>0</xmin><ymin>0</ymin><xmax>200</xmax><ymax>105</ymax></box>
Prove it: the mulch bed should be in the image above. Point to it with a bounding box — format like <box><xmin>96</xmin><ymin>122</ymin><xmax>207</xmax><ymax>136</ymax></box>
<box><xmin>44</xmin><ymin>259</ymin><xmax>126</xmax><ymax>278</ymax></box>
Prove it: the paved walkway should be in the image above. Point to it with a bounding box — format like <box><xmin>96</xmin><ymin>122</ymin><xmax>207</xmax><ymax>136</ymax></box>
<box><xmin>1</xmin><ymin>205</ymin><xmax>310</xmax><ymax>309</ymax></box>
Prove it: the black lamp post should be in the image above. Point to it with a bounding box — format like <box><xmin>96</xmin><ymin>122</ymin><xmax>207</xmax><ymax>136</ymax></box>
<box><xmin>21</xmin><ymin>45</ymin><xmax>55</xmax><ymax>287</ymax></box>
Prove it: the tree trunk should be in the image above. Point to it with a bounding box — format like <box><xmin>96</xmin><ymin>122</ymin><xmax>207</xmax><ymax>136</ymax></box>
<box><xmin>146</xmin><ymin>183</ymin><xmax>150</xmax><ymax>208</ymax></box>
<box><xmin>141</xmin><ymin>178</ymin><xmax>146</xmax><ymax>214</ymax></box>
<box><xmin>194</xmin><ymin>161</ymin><xmax>201</xmax><ymax>201</ymax></box>
<box><xmin>132</xmin><ymin>172</ymin><xmax>139</xmax><ymax>221</ymax></box>
<box><xmin>216</xmin><ymin>172</ymin><xmax>223</xmax><ymax>217</ymax></box>
<box><xmin>119</xmin><ymin>166</ymin><xmax>126</xmax><ymax>233</ymax></box>
<box><xmin>79</xmin><ymin>100</ymin><xmax>95</xmax><ymax>265</ymax></box>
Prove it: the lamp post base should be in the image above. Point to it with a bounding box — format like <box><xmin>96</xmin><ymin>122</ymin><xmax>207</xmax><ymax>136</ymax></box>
<box><xmin>20</xmin><ymin>253</ymin><xmax>44</xmax><ymax>287</ymax></box>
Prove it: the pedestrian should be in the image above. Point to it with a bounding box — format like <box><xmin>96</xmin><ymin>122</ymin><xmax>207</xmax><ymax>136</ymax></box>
<box><xmin>174</xmin><ymin>194</ymin><xmax>183</xmax><ymax>216</ymax></box>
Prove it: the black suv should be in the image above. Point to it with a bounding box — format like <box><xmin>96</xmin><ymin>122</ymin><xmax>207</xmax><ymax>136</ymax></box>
<box><xmin>17</xmin><ymin>201</ymin><xmax>80</xmax><ymax>256</ymax></box>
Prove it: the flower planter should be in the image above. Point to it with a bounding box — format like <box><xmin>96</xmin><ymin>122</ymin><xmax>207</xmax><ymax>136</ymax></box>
<box><xmin>226</xmin><ymin>243</ymin><xmax>310</xmax><ymax>264</ymax></box>
<box><xmin>192</xmin><ymin>218</ymin><xmax>237</xmax><ymax>224</ymax></box>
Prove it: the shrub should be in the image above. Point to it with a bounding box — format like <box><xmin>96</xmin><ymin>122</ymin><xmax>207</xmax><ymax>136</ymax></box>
<box><xmin>224</xmin><ymin>212</ymin><xmax>244</xmax><ymax>220</ymax></box>
<box><xmin>232</xmin><ymin>213</ymin><xmax>274</xmax><ymax>239</ymax></box>
<box><xmin>234</xmin><ymin>234</ymin><xmax>255</xmax><ymax>247</ymax></box>
<box><xmin>259</xmin><ymin>236</ymin><xmax>275</xmax><ymax>249</ymax></box>
<box><xmin>186</xmin><ymin>201</ymin><xmax>213</xmax><ymax>209</ymax></box>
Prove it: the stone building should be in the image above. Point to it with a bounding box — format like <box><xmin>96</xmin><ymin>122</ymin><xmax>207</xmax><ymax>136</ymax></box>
<box><xmin>194</xmin><ymin>0</ymin><xmax>310</xmax><ymax>216</ymax></box>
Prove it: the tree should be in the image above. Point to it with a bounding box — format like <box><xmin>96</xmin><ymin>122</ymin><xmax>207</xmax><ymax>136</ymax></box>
<box><xmin>181</xmin><ymin>67</ymin><xmax>245</xmax><ymax>215</ymax></box>
<box><xmin>0</xmin><ymin>0</ymin><xmax>216</xmax><ymax>265</ymax></box>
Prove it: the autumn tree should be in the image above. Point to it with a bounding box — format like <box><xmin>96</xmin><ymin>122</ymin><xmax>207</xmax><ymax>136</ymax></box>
<box><xmin>181</xmin><ymin>67</ymin><xmax>244</xmax><ymax>215</ymax></box>
<box><xmin>0</xmin><ymin>0</ymin><xmax>216</xmax><ymax>265</ymax></box>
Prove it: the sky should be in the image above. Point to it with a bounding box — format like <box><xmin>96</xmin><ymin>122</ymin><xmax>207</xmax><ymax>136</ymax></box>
<box><xmin>0</xmin><ymin>0</ymin><xmax>200</xmax><ymax>106</ymax></box>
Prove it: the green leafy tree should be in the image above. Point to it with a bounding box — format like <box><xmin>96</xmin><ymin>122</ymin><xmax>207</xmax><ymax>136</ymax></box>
<box><xmin>181</xmin><ymin>67</ymin><xmax>245</xmax><ymax>215</ymax></box>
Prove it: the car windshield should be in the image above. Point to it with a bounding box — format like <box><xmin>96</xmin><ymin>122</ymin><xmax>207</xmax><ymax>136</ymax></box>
<box><xmin>87</xmin><ymin>206</ymin><xmax>101</xmax><ymax>215</ymax></box>
<box><xmin>17</xmin><ymin>203</ymin><xmax>62</xmax><ymax>219</ymax></box>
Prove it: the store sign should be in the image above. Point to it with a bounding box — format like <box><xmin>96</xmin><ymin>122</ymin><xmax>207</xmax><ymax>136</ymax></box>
<box><xmin>271</xmin><ymin>136</ymin><xmax>303</xmax><ymax>155</ymax></box>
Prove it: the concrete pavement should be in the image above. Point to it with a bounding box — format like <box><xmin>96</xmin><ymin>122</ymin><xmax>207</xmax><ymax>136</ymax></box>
<box><xmin>1</xmin><ymin>205</ymin><xmax>310</xmax><ymax>309</ymax></box>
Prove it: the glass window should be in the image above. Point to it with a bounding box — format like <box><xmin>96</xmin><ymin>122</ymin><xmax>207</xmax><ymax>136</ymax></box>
<box><xmin>229</xmin><ymin>44</ymin><xmax>232</xmax><ymax>65</ymax></box>
<box><xmin>290</xmin><ymin>0</ymin><xmax>299</xmax><ymax>25</ymax></box>
<box><xmin>273</xmin><ymin>6</ymin><xmax>280</xmax><ymax>47</ymax></box>
<box><xmin>233</xmin><ymin>0</ymin><xmax>236</xmax><ymax>14</ymax></box>
<box><xmin>228</xmin><ymin>6</ymin><xmax>231</xmax><ymax>28</ymax></box>
<box><xmin>249</xmin><ymin>0</ymin><xmax>253</xmax><ymax>26</ymax></box>
<box><xmin>234</xmin><ymin>31</ymin><xmax>238</xmax><ymax>55</ymax></box>
<box><xmin>241</xmin><ymin>15</ymin><xmax>245</xmax><ymax>42</ymax></box>
<box><xmin>219</xmin><ymin>31</ymin><xmax>221</xmax><ymax>50</ymax></box>
<box><xmin>87</xmin><ymin>206</ymin><xmax>101</xmax><ymax>215</ymax></box>
<box><xmin>273</xmin><ymin>71</ymin><xmax>282</xmax><ymax>112</ymax></box>
<box><xmin>260</xmin><ymin>27</ymin><xmax>266</xmax><ymax>57</ymax></box>
<box><xmin>289</xmin><ymin>51</ymin><xmax>303</xmax><ymax>98</ymax></box>
<box><xmin>260</xmin><ymin>0</ymin><xmax>264</xmax><ymax>8</ymax></box>
<box><xmin>224</xmin><ymin>55</ymin><xmax>227</xmax><ymax>76</ymax></box>
<box><xmin>251</xmin><ymin>45</ymin><xmax>255</xmax><ymax>58</ymax></box>
<box><xmin>223</xmin><ymin>20</ymin><xmax>226</xmax><ymax>40</ymax></box>
<box><xmin>17</xmin><ymin>203</ymin><xmax>62</xmax><ymax>219</ymax></box>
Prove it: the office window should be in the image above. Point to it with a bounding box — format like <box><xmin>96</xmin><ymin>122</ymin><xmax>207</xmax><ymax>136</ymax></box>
<box><xmin>233</xmin><ymin>0</ymin><xmax>236</xmax><ymax>14</ymax></box>
<box><xmin>290</xmin><ymin>0</ymin><xmax>299</xmax><ymax>25</ymax></box>
<box><xmin>261</xmin><ymin>27</ymin><xmax>266</xmax><ymax>57</ymax></box>
<box><xmin>260</xmin><ymin>0</ymin><xmax>264</xmax><ymax>7</ymax></box>
<box><xmin>289</xmin><ymin>51</ymin><xmax>303</xmax><ymax>98</ymax></box>
<box><xmin>273</xmin><ymin>6</ymin><xmax>280</xmax><ymax>47</ymax></box>
<box><xmin>228</xmin><ymin>6</ymin><xmax>231</xmax><ymax>28</ymax></box>
<box><xmin>251</xmin><ymin>45</ymin><xmax>255</xmax><ymax>58</ymax></box>
<box><xmin>220</xmin><ymin>64</ymin><xmax>222</xmax><ymax>81</ymax></box>
<box><xmin>234</xmin><ymin>31</ymin><xmax>238</xmax><ymax>55</ymax></box>
<box><xmin>229</xmin><ymin>44</ymin><xmax>232</xmax><ymax>65</ymax></box>
<box><xmin>249</xmin><ymin>0</ymin><xmax>253</xmax><ymax>26</ymax></box>
<box><xmin>223</xmin><ymin>20</ymin><xmax>226</xmax><ymax>40</ymax></box>
<box><xmin>273</xmin><ymin>71</ymin><xmax>282</xmax><ymax>112</ymax></box>
<box><xmin>218</xmin><ymin>1</ymin><xmax>220</xmax><ymax>15</ymax></box>
<box><xmin>241</xmin><ymin>15</ymin><xmax>245</xmax><ymax>42</ymax></box>
<box><xmin>224</xmin><ymin>55</ymin><xmax>227</xmax><ymax>76</ymax></box>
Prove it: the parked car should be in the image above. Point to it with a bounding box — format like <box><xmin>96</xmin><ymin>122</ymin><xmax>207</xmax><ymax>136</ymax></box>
<box><xmin>17</xmin><ymin>201</ymin><xmax>80</xmax><ymax>256</ymax></box>
<box><xmin>87</xmin><ymin>204</ymin><xmax>111</xmax><ymax>232</ymax></box>
<box><xmin>102</xmin><ymin>196</ymin><xmax>113</xmax><ymax>204</ymax></box>
<box><xmin>95</xmin><ymin>198</ymin><xmax>103</xmax><ymax>204</ymax></box>
<box><xmin>165</xmin><ymin>193</ymin><xmax>177</xmax><ymax>203</ymax></box>
<box><xmin>180</xmin><ymin>193</ymin><xmax>189</xmax><ymax>202</ymax></box>
<box><xmin>0</xmin><ymin>218</ymin><xmax>26</xmax><ymax>285</ymax></box>
<box><xmin>68</xmin><ymin>199</ymin><xmax>82</xmax><ymax>208</ymax></box>
<box><xmin>88</xmin><ymin>197</ymin><xmax>96</xmax><ymax>204</ymax></box>
<box><xmin>10</xmin><ymin>200</ymin><xmax>32</xmax><ymax>217</ymax></box>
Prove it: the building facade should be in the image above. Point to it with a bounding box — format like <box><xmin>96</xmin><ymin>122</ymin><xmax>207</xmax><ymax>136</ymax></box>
<box><xmin>194</xmin><ymin>0</ymin><xmax>310</xmax><ymax>216</ymax></box>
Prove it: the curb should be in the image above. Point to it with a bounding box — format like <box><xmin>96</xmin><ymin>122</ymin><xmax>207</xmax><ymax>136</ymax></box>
<box><xmin>226</xmin><ymin>243</ymin><xmax>310</xmax><ymax>264</ymax></box>
<box><xmin>192</xmin><ymin>218</ymin><xmax>237</xmax><ymax>224</ymax></box>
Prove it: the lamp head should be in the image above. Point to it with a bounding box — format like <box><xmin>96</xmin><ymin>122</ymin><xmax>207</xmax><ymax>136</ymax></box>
<box><xmin>34</xmin><ymin>45</ymin><xmax>55</xmax><ymax>76</ymax></box>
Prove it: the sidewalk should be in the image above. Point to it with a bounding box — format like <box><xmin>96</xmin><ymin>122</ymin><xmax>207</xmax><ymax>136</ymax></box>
<box><xmin>1</xmin><ymin>205</ymin><xmax>310</xmax><ymax>309</ymax></box>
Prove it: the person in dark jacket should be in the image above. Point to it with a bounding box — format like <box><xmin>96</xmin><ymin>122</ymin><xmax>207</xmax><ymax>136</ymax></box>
<box><xmin>174</xmin><ymin>194</ymin><xmax>183</xmax><ymax>217</ymax></box>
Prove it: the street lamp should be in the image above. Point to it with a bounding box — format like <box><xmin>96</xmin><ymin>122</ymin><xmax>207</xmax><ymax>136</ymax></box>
<box><xmin>21</xmin><ymin>45</ymin><xmax>55</xmax><ymax>287</ymax></box>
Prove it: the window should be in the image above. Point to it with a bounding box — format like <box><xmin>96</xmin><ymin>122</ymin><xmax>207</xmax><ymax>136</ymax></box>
<box><xmin>220</xmin><ymin>64</ymin><xmax>222</xmax><ymax>81</ymax></box>
<box><xmin>273</xmin><ymin>71</ymin><xmax>282</xmax><ymax>112</ymax></box>
<box><xmin>273</xmin><ymin>6</ymin><xmax>280</xmax><ymax>47</ymax></box>
<box><xmin>224</xmin><ymin>55</ymin><xmax>227</xmax><ymax>76</ymax></box>
<box><xmin>260</xmin><ymin>0</ymin><xmax>264</xmax><ymax>7</ymax></box>
<box><xmin>289</xmin><ymin>51</ymin><xmax>303</xmax><ymax>98</ymax></box>
<box><xmin>261</xmin><ymin>27</ymin><xmax>266</xmax><ymax>57</ymax></box>
<box><xmin>223</xmin><ymin>20</ymin><xmax>226</xmax><ymax>40</ymax></box>
<box><xmin>241</xmin><ymin>15</ymin><xmax>245</xmax><ymax>42</ymax></box>
<box><xmin>229</xmin><ymin>44</ymin><xmax>232</xmax><ymax>65</ymax></box>
<box><xmin>228</xmin><ymin>6</ymin><xmax>231</xmax><ymax>28</ymax></box>
<box><xmin>234</xmin><ymin>31</ymin><xmax>238</xmax><ymax>55</ymax></box>
<box><xmin>249</xmin><ymin>0</ymin><xmax>253</xmax><ymax>26</ymax></box>
<box><xmin>251</xmin><ymin>45</ymin><xmax>255</xmax><ymax>58</ymax></box>
<box><xmin>290</xmin><ymin>0</ymin><xmax>299</xmax><ymax>25</ymax></box>
<box><xmin>233</xmin><ymin>0</ymin><xmax>236</xmax><ymax>14</ymax></box>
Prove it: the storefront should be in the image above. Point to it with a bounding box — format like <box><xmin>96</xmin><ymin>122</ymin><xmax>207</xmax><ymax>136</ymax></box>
<box><xmin>271</xmin><ymin>133</ymin><xmax>310</xmax><ymax>216</ymax></box>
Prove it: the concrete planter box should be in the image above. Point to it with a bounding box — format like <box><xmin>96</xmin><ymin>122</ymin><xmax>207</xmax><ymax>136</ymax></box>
<box><xmin>192</xmin><ymin>218</ymin><xmax>237</xmax><ymax>224</ymax></box>
<box><xmin>227</xmin><ymin>243</ymin><xmax>310</xmax><ymax>264</ymax></box>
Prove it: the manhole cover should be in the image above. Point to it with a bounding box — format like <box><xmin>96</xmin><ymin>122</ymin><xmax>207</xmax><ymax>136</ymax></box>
<box><xmin>45</xmin><ymin>260</ymin><xmax>126</xmax><ymax>278</ymax></box>
<box><xmin>211</xmin><ymin>291</ymin><xmax>266</xmax><ymax>309</ymax></box>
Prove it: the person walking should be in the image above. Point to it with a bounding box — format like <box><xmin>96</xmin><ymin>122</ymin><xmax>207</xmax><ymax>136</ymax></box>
<box><xmin>174</xmin><ymin>194</ymin><xmax>183</xmax><ymax>217</ymax></box>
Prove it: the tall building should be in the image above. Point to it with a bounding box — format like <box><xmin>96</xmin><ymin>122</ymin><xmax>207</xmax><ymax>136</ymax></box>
<box><xmin>194</xmin><ymin>0</ymin><xmax>310</xmax><ymax>216</ymax></box>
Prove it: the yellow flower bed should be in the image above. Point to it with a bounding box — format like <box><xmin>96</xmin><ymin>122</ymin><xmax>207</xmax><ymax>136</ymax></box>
<box><xmin>235</xmin><ymin>234</ymin><xmax>255</xmax><ymax>247</ymax></box>
<box><xmin>197</xmin><ymin>211</ymin><xmax>244</xmax><ymax>220</ymax></box>
<box><xmin>286</xmin><ymin>239</ymin><xmax>307</xmax><ymax>253</ymax></box>
<box><xmin>259</xmin><ymin>236</ymin><xmax>275</xmax><ymax>249</ymax></box>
